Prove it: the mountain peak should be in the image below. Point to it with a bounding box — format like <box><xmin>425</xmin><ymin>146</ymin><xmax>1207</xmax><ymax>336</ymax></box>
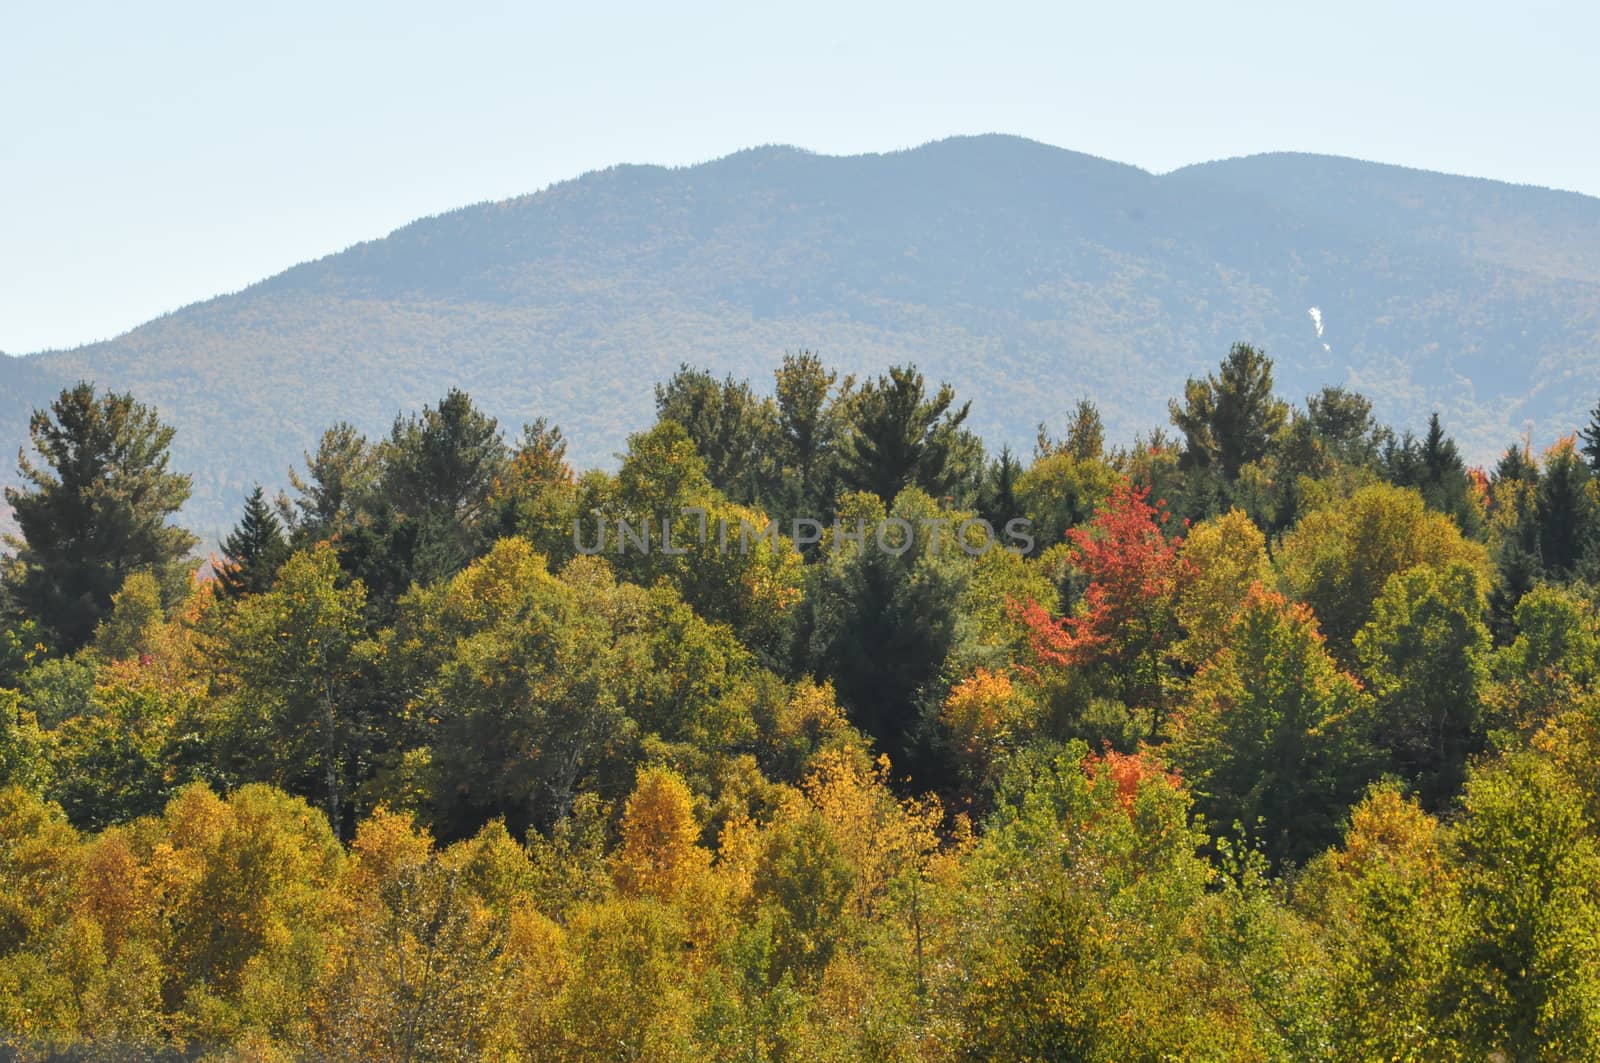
<box><xmin>7</xmin><ymin>140</ymin><xmax>1598</xmax><ymax>537</ymax></box>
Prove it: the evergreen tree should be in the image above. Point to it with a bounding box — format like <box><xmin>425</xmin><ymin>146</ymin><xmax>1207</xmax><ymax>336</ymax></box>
<box><xmin>377</xmin><ymin>388</ymin><xmax>509</xmax><ymax>586</ymax></box>
<box><xmin>1487</xmin><ymin>444</ymin><xmax>1541</xmax><ymax>641</ymax></box>
<box><xmin>838</xmin><ymin>365</ymin><xmax>973</xmax><ymax>502</ymax></box>
<box><xmin>772</xmin><ymin>351</ymin><xmax>843</xmax><ymax>519</ymax></box>
<box><xmin>655</xmin><ymin>364</ymin><xmax>780</xmax><ymax>505</ymax></box>
<box><xmin>1064</xmin><ymin>398</ymin><xmax>1105</xmax><ymax>461</ymax></box>
<box><xmin>1169</xmin><ymin>342</ymin><xmax>1288</xmax><ymax>479</ymax></box>
<box><xmin>1535</xmin><ymin>438</ymin><xmax>1598</xmax><ymax>577</ymax></box>
<box><xmin>1579</xmin><ymin>397</ymin><xmax>1600</xmax><ymax>473</ymax></box>
<box><xmin>285</xmin><ymin>422</ymin><xmax>377</xmax><ymax>542</ymax></box>
<box><xmin>1418</xmin><ymin>412</ymin><xmax>1483</xmax><ymax>536</ymax></box>
<box><xmin>1306</xmin><ymin>385</ymin><xmax>1381</xmax><ymax>465</ymax></box>
<box><xmin>977</xmin><ymin>445</ymin><xmax>1022</xmax><ymax>529</ymax></box>
<box><xmin>3</xmin><ymin>384</ymin><xmax>196</xmax><ymax>652</ymax></box>
<box><xmin>218</xmin><ymin>485</ymin><xmax>290</xmax><ymax>598</ymax></box>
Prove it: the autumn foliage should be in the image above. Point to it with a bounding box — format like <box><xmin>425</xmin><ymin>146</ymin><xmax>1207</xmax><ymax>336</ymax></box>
<box><xmin>1020</xmin><ymin>481</ymin><xmax>1189</xmax><ymax>714</ymax></box>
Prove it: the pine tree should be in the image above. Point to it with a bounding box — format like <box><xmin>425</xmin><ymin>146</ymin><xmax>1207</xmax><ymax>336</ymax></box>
<box><xmin>838</xmin><ymin>365</ymin><xmax>973</xmax><ymax>502</ymax></box>
<box><xmin>218</xmin><ymin>485</ymin><xmax>289</xmax><ymax>598</ymax></box>
<box><xmin>1064</xmin><ymin>399</ymin><xmax>1105</xmax><ymax>461</ymax></box>
<box><xmin>3</xmin><ymin>384</ymin><xmax>196</xmax><ymax>652</ymax></box>
<box><xmin>1169</xmin><ymin>343</ymin><xmax>1288</xmax><ymax>478</ymax></box>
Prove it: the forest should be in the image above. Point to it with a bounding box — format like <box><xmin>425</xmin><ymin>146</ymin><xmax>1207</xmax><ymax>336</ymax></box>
<box><xmin>4</xmin><ymin>344</ymin><xmax>1600</xmax><ymax>1060</ymax></box>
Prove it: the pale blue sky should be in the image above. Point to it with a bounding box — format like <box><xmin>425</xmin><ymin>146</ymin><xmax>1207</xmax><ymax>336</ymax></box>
<box><xmin>3</xmin><ymin>0</ymin><xmax>1595</xmax><ymax>354</ymax></box>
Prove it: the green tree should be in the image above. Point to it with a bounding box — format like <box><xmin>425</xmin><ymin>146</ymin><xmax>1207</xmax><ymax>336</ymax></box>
<box><xmin>1169</xmin><ymin>343</ymin><xmax>1288</xmax><ymax>479</ymax></box>
<box><xmin>1278</xmin><ymin>483</ymin><xmax>1488</xmax><ymax>658</ymax></box>
<box><xmin>771</xmin><ymin>351</ymin><xmax>845</xmax><ymax>521</ymax></box>
<box><xmin>655</xmin><ymin>364</ymin><xmax>780</xmax><ymax>506</ymax></box>
<box><xmin>285</xmin><ymin>421</ymin><xmax>379</xmax><ymax>542</ymax></box>
<box><xmin>378</xmin><ymin>388</ymin><xmax>510</xmax><ymax>586</ymax></box>
<box><xmin>1535</xmin><ymin>437</ymin><xmax>1598</xmax><ymax>577</ymax></box>
<box><xmin>1354</xmin><ymin>562</ymin><xmax>1491</xmax><ymax>809</ymax></box>
<box><xmin>837</xmin><ymin>365</ymin><xmax>975</xmax><ymax>503</ymax></box>
<box><xmin>0</xmin><ymin>689</ymin><xmax>49</xmax><ymax>792</ymax></box>
<box><xmin>1306</xmin><ymin>385</ymin><xmax>1382</xmax><ymax>466</ymax></box>
<box><xmin>217</xmin><ymin>485</ymin><xmax>290</xmax><ymax>599</ymax></box>
<box><xmin>418</xmin><ymin>541</ymin><xmax>636</xmax><ymax>838</ymax></box>
<box><xmin>1579</xmin><ymin>396</ymin><xmax>1600</xmax><ymax>473</ymax></box>
<box><xmin>4</xmin><ymin>384</ymin><xmax>196</xmax><ymax>652</ymax></box>
<box><xmin>214</xmin><ymin>544</ymin><xmax>374</xmax><ymax>834</ymax></box>
<box><xmin>1173</xmin><ymin>584</ymin><xmax>1374</xmax><ymax>866</ymax></box>
<box><xmin>92</xmin><ymin>570</ymin><xmax>163</xmax><ymax>662</ymax></box>
<box><xmin>1296</xmin><ymin>786</ymin><xmax>1457</xmax><ymax>1061</ymax></box>
<box><xmin>1384</xmin><ymin>413</ymin><xmax>1483</xmax><ymax>536</ymax></box>
<box><xmin>1444</xmin><ymin>752</ymin><xmax>1600</xmax><ymax>1058</ymax></box>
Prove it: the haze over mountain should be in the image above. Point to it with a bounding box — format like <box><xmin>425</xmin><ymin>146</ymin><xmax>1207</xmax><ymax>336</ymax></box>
<box><xmin>6</xmin><ymin>134</ymin><xmax>1599</xmax><ymax>538</ymax></box>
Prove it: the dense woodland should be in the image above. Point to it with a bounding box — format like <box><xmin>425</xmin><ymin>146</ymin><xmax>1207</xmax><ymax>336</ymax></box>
<box><xmin>4</xmin><ymin>345</ymin><xmax>1600</xmax><ymax>1059</ymax></box>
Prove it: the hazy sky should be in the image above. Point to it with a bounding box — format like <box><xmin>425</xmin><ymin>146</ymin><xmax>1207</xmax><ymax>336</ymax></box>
<box><xmin>4</xmin><ymin>0</ymin><xmax>1596</xmax><ymax>354</ymax></box>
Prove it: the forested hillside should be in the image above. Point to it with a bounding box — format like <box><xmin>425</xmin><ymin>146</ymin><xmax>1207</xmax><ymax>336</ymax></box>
<box><xmin>8</xmin><ymin>135</ymin><xmax>1600</xmax><ymax>537</ymax></box>
<box><xmin>5</xmin><ymin>348</ymin><xmax>1600</xmax><ymax>1059</ymax></box>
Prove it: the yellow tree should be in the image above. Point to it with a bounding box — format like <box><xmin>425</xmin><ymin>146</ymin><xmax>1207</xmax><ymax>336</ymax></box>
<box><xmin>1278</xmin><ymin>483</ymin><xmax>1487</xmax><ymax>659</ymax></box>
<box><xmin>1175</xmin><ymin>508</ymin><xmax>1272</xmax><ymax>666</ymax></box>
<box><xmin>612</xmin><ymin>767</ymin><xmax>711</xmax><ymax>902</ymax></box>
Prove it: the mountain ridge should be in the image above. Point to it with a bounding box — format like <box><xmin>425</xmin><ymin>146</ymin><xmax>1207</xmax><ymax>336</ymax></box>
<box><xmin>7</xmin><ymin>134</ymin><xmax>1599</xmax><ymax>537</ymax></box>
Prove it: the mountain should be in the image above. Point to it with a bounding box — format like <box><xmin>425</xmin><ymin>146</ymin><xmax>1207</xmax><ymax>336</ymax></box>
<box><xmin>7</xmin><ymin>134</ymin><xmax>1600</xmax><ymax>538</ymax></box>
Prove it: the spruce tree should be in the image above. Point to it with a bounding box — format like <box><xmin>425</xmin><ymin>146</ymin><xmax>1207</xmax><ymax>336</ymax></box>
<box><xmin>3</xmin><ymin>384</ymin><xmax>196</xmax><ymax>651</ymax></box>
<box><xmin>218</xmin><ymin>485</ymin><xmax>289</xmax><ymax>598</ymax></box>
<box><xmin>1580</xmin><ymin>397</ymin><xmax>1600</xmax><ymax>473</ymax></box>
<box><xmin>1536</xmin><ymin>440</ymin><xmax>1598</xmax><ymax>576</ymax></box>
<box><xmin>1417</xmin><ymin>412</ymin><xmax>1481</xmax><ymax>536</ymax></box>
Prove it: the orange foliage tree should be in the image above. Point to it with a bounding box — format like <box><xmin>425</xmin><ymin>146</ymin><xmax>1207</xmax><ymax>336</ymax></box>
<box><xmin>1019</xmin><ymin>482</ymin><xmax>1189</xmax><ymax>728</ymax></box>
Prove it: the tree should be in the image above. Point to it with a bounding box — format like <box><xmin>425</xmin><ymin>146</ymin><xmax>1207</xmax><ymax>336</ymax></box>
<box><xmin>1168</xmin><ymin>343</ymin><xmax>1288</xmax><ymax>479</ymax></box>
<box><xmin>1296</xmin><ymin>786</ymin><xmax>1456</xmax><ymax>1060</ymax></box>
<box><xmin>378</xmin><ymin>388</ymin><xmax>510</xmax><ymax>585</ymax></box>
<box><xmin>1065</xmin><ymin>399</ymin><xmax>1105</xmax><ymax>461</ymax></box>
<box><xmin>1487</xmin><ymin>443</ymin><xmax>1542</xmax><ymax>639</ymax></box>
<box><xmin>771</xmin><ymin>351</ymin><xmax>845</xmax><ymax>521</ymax></box>
<box><xmin>491</xmin><ymin>418</ymin><xmax>579</xmax><ymax>563</ymax></box>
<box><xmin>1490</xmin><ymin>585</ymin><xmax>1599</xmax><ymax>732</ymax></box>
<box><xmin>420</xmin><ymin>542</ymin><xmax>636</xmax><ymax>838</ymax></box>
<box><xmin>217</xmin><ymin>485</ymin><xmax>290</xmax><ymax>599</ymax></box>
<box><xmin>1354</xmin><ymin>562</ymin><xmax>1491</xmax><ymax>809</ymax></box>
<box><xmin>976</xmin><ymin>445</ymin><xmax>1023</xmax><ymax>532</ymax></box>
<box><xmin>1580</xmin><ymin>397</ymin><xmax>1600</xmax><ymax>473</ymax></box>
<box><xmin>611</xmin><ymin>767</ymin><xmax>710</xmax><ymax>901</ymax></box>
<box><xmin>4</xmin><ymin>384</ymin><xmax>196</xmax><ymax>652</ymax></box>
<box><xmin>1173</xmin><ymin>584</ymin><xmax>1374</xmax><ymax>866</ymax></box>
<box><xmin>1383</xmin><ymin>413</ymin><xmax>1483</xmax><ymax>536</ymax></box>
<box><xmin>1173</xmin><ymin>509</ymin><xmax>1272</xmax><ymax>666</ymax></box>
<box><xmin>1445</xmin><ymin>752</ymin><xmax>1600</xmax><ymax>1058</ymax></box>
<box><xmin>1021</xmin><ymin>482</ymin><xmax>1187</xmax><ymax>728</ymax></box>
<box><xmin>92</xmin><ymin>570</ymin><xmax>163</xmax><ymax>662</ymax></box>
<box><xmin>655</xmin><ymin>364</ymin><xmax>779</xmax><ymax>506</ymax></box>
<box><xmin>1306</xmin><ymin>386</ymin><xmax>1381</xmax><ymax>466</ymax></box>
<box><xmin>837</xmin><ymin>365</ymin><xmax>975</xmax><ymax>503</ymax></box>
<box><xmin>215</xmin><ymin>545</ymin><xmax>373</xmax><ymax>833</ymax></box>
<box><xmin>285</xmin><ymin>421</ymin><xmax>378</xmax><ymax>541</ymax></box>
<box><xmin>804</xmin><ymin>489</ymin><xmax>978</xmax><ymax>768</ymax></box>
<box><xmin>1278</xmin><ymin>483</ymin><xmax>1488</xmax><ymax>659</ymax></box>
<box><xmin>1534</xmin><ymin>436</ymin><xmax>1598</xmax><ymax>577</ymax></box>
<box><xmin>1014</xmin><ymin>450</ymin><xmax>1119</xmax><ymax>557</ymax></box>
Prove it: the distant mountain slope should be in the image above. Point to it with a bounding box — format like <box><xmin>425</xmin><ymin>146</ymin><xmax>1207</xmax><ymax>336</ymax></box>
<box><xmin>8</xmin><ymin>135</ymin><xmax>1600</xmax><ymax>538</ymax></box>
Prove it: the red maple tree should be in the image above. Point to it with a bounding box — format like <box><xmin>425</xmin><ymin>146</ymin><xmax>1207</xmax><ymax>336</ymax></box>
<box><xmin>1020</xmin><ymin>481</ymin><xmax>1189</xmax><ymax>719</ymax></box>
